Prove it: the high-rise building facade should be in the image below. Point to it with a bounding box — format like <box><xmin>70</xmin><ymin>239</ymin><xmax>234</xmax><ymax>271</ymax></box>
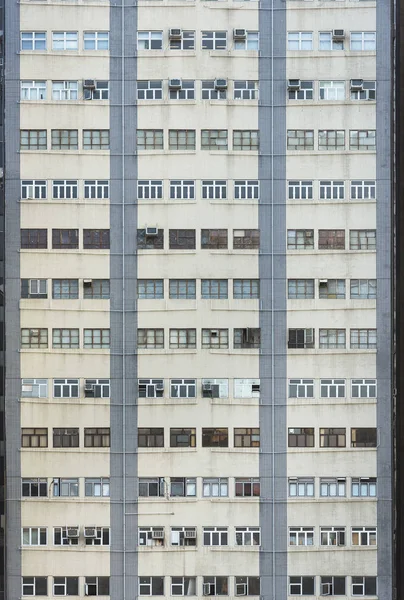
<box><xmin>2</xmin><ymin>0</ymin><xmax>393</xmax><ymax>597</ymax></box>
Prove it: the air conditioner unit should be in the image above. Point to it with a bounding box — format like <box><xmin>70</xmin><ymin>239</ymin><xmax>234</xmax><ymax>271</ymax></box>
<box><xmin>288</xmin><ymin>79</ymin><xmax>301</xmax><ymax>91</ymax></box>
<box><xmin>84</xmin><ymin>526</ymin><xmax>97</xmax><ymax>538</ymax></box>
<box><xmin>22</xmin><ymin>385</ymin><xmax>33</xmax><ymax>393</ymax></box>
<box><xmin>214</xmin><ymin>78</ymin><xmax>227</xmax><ymax>90</ymax></box>
<box><xmin>155</xmin><ymin>383</ymin><xmax>164</xmax><ymax>391</ymax></box>
<box><xmin>332</xmin><ymin>29</ymin><xmax>345</xmax><ymax>39</ymax></box>
<box><xmin>202</xmin><ymin>383</ymin><xmax>212</xmax><ymax>392</ymax></box>
<box><xmin>30</xmin><ymin>329</ymin><xmax>40</xmax><ymax>336</ymax></box>
<box><xmin>350</xmin><ymin>79</ymin><xmax>364</xmax><ymax>91</ymax></box>
<box><xmin>319</xmin><ymin>279</ymin><xmax>328</xmax><ymax>284</ymax></box>
<box><xmin>184</xmin><ymin>529</ymin><xmax>196</xmax><ymax>538</ymax></box>
<box><xmin>83</xmin><ymin>279</ymin><xmax>93</xmax><ymax>286</ymax></box>
<box><xmin>145</xmin><ymin>227</ymin><xmax>158</xmax><ymax>236</ymax></box>
<box><xmin>236</xmin><ymin>584</ymin><xmax>247</xmax><ymax>596</ymax></box>
<box><xmin>83</xmin><ymin>79</ymin><xmax>96</xmax><ymax>89</ymax></box>
<box><xmin>169</xmin><ymin>78</ymin><xmax>182</xmax><ymax>90</ymax></box>
<box><xmin>210</xmin><ymin>330</ymin><xmax>219</xmax><ymax>337</ymax></box>
<box><xmin>67</xmin><ymin>526</ymin><xmax>80</xmax><ymax>538</ymax></box>
<box><xmin>169</xmin><ymin>28</ymin><xmax>182</xmax><ymax>39</ymax></box>
<box><xmin>234</xmin><ymin>28</ymin><xmax>247</xmax><ymax>40</ymax></box>
<box><xmin>152</xmin><ymin>529</ymin><xmax>164</xmax><ymax>539</ymax></box>
<box><xmin>84</xmin><ymin>381</ymin><xmax>95</xmax><ymax>397</ymax></box>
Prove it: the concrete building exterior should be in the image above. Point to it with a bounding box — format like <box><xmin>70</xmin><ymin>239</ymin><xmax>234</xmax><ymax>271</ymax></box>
<box><xmin>0</xmin><ymin>0</ymin><xmax>394</xmax><ymax>597</ymax></box>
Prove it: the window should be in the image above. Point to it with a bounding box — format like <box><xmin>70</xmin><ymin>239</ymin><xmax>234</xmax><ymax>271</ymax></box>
<box><xmin>52</xmin><ymin>328</ymin><xmax>79</xmax><ymax>348</ymax></box>
<box><xmin>52</xmin><ymin>279</ymin><xmax>79</xmax><ymax>299</ymax></box>
<box><xmin>22</xmin><ymin>527</ymin><xmax>47</xmax><ymax>546</ymax></box>
<box><xmin>234</xmin><ymin>80</ymin><xmax>259</xmax><ymax>100</ymax></box>
<box><xmin>52</xmin><ymin>31</ymin><xmax>78</xmax><ymax>50</ymax></box>
<box><xmin>202</xmin><ymin>329</ymin><xmax>228</xmax><ymax>349</ymax></box>
<box><xmin>53</xmin><ymin>577</ymin><xmax>79</xmax><ymax>596</ymax></box>
<box><xmin>139</xmin><ymin>478</ymin><xmax>165</xmax><ymax>497</ymax></box>
<box><xmin>233</xmin><ymin>279</ymin><xmax>259</xmax><ymax>299</ymax></box>
<box><xmin>288</xmin><ymin>279</ymin><xmax>314</xmax><ymax>299</ymax></box>
<box><xmin>200</xmin><ymin>80</ymin><xmax>226</xmax><ymax>100</ymax></box>
<box><xmin>137</xmin><ymin>80</ymin><xmax>163</xmax><ymax>100</ymax></box>
<box><xmin>21</xmin><ymin>328</ymin><xmax>48</xmax><ymax>349</ymax></box>
<box><xmin>288</xmin><ymin>180</ymin><xmax>313</xmax><ymax>200</ymax></box>
<box><xmin>234</xmin><ymin>31</ymin><xmax>259</xmax><ymax>50</ymax></box>
<box><xmin>235</xmin><ymin>527</ymin><xmax>260</xmax><ymax>546</ymax></box>
<box><xmin>169</xmin><ymin>279</ymin><xmax>196</xmax><ymax>299</ymax></box>
<box><xmin>287</xmin><ymin>129</ymin><xmax>314</xmax><ymax>150</ymax></box>
<box><xmin>22</xmin><ymin>478</ymin><xmax>48</xmax><ymax>497</ymax></box>
<box><xmin>52</xmin><ymin>80</ymin><xmax>78</xmax><ymax>100</ymax></box>
<box><xmin>350</xmin><ymin>279</ymin><xmax>377</xmax><ymax>300</ymax></box>
<box><xmin>169</xmin><ymin>328</ymin><xmax>196</xmax><ymax>349</ymax></box>
<box><xmin>83</xmin><ymin>279</ymin><xmax>110</xmax><ymax>299</ymax></box>
<box><xmin>288</xmin><ymin>379</ymin><xmax>314</xmax><ymax>398</ymax></box>
<box><xmin>203</xmin><ymin>477</ymin><xmax>228</xmax><ymax>497</ymax></box>
<box><xmin>139</xmin><ymin>577</ymin><xmax>165</xmax><ymax>596</ymax></box>
<box><xmin>86</xmin><ymin>80</ymin><xmax>109</xmax><ymax>100</ymax></box>
<box><xmin>21</xmin><ymin>80</ymin><xmax>46</xmax><ymax>100</ymax></box>
<box><xmin>350</xmin><ymin>229</ymin><xmax>376</xmax><ymax>250</ymax></box>
<box><xmin>319</xmin><ymin>279</ymin><xmax>345</xmax><ymax>299</ymax></box>
<box><xmin>138</xmin><ymin>527</ymin><xmax>164</xmax><ymax>547</ymax></box>
<box><xmin>234</xmin><ymin>180</ymin><xmax>259</xmax><ymax>200</ymax></box>
<box><xmin>85</xmin><ymin>527</ymin><xmax>110</xmax><ymax>546</ymax></box>
<box><xmin>21</xmin><ymin>279</ymin><xmax>47</xmax><ymax>299</ymax></box>
<box><xmin>233</xmin><ymin>130</ymin><xmax>259</xmax><ymax>151</ymax></box>
<box><xmin>171</xmin><ymin>379</ymin><xmax>196</xmax><ymax>398</ymax></box>
<box><xmin>169</xmin><ymin>229</ymin><xmax>196</xmax><ymax>249</ymax></box>
<box><xmin>288</xmin><ymin>80</ymin><xmax>313</xmax><ymax>100</ymax></box>
<box><xmin>352</xmin><ymin>477</ymin><xmax>377</xmax><ymax>497</ymax></box>
<box><xmin>21</xmin><ymin>31</ymin><xmax>47</xmax><ymax>50</ymax></box>
<box><xmin>83</xmin><ymin>229</ymin><xmax>110</xmax><ymax>249</ymax></box>
<box><xmin>235</xmin><ymin>477</ymin><xmax>260</xmax><ymax>497</ymax></box>
<box><xmin>85</xmin><ymin>477</ymin><xmax>110</xmax><ymax>496</ymax></box>
<box><xmin>53</xmin><ymin>477</ymin><xmax>79</xmax><ymax>497</ymax></box>
<box><xmin>319</xmin><ymin>31</ymin><xmax>344</xmax><ymax>50</ymax></box>
<box><xmin>288</xmin><ymin>477</ymin><xmax>314</xmax><ymax>497</ymax></box>
<box><xmin>202</xmin><ymin>180</ymin><xmax>227</xmax><ymax>199</ymax></box>
<box><xmin>201</xmin><ymin>229</ymin><xmax>228</xmax><ymax>249</ymax></box>
<box><xmin>169</xmin><ymin>80</ymin><xmax>195</xmax><ymax>100</ymax></box>
<box><xmin>350</xmin><ymin>32</ymin><xmax>376</xmax><ymax>51</ymax></box>
<box><xmin>318</xmin><ymin>229</ymin><xmax>345</xmax><ymax>249</ymax></box>
<box><xmin>85</xmin><ymin>577</ymin><xmax>110</xmax><ymax>596</ymax></box>
<box><xmin>20</xmin><ymin>130</ymin><xmax>47</xmax><ymax>150</ymax></box>
<box><xmin>137</xmin><ymin>129</ymin><xmax>164</xmax><ymax>150</ymax></box>
<box><xmin>318</xmin><ymin>130</ymin><xmax>345</xmax><ymax>150</ymax></box>
<box><xmin>22</xmin><ymin>577</ymin><xmax>48</xmax><ymax>596</ymax></box>
<box><xmin>351</xmin><ymin>80</ymin><xmax>376</xmax><ymax>100</ymax></box>
<box><xmin>84</xmin><ymin>30</ymin><xmax>109</xmax><ymax>49</ymax></box>
<box><xmin>51</xmin><ymin>129</ymin><xmax>78</xmax><ymax>150</ymax></box>
<box><xmin>289</xmin><ymin>577</ymin><xmax>315</xmax><ymax>596</ymax></box>
<box><xmin>202</xmin><ymin>577</ymin><xmax>229</xmax><ymax>596</ymax></box>
<box><xmin>202</xmin><ymin>279</ymin><xmax>228</xmax><ymax>299</ymax></box>
<box><xmin>138</xmin><ymin>31</ymin><xmax>163</xmax><ymax>50</ymax></box>
<box><xmin>202</xmin><ymin>428</ymin><xmax>228</xmax><ymax>447</ymax></box>
<box><xmin>350</xmin><ymin>329</ymin><xmax>377</xmax><ymax>349</ymax></box>
<box><xmin>288</xmin><ymin>328</ymin><xmax>314</xmax><ymax>349</ymax></box>
<box><xmin>170</xmin><ymin>477</ymin><xmax>196</xmax><ymax>497</ymax></box>
<box><xmin>319</xmin><ymin>80</ymin><xmax>346</xmax><ymax>101</ymax></box>
<box><xmin>351</xmin><ymin>428</ymin><xmax>377</xmax><ymax>447</ymax></box>
<box><xmin>83</xmin><ymin>130</ymin><xmax>110</xmax><ymax>150</ymax></box>
<box><xmin>288</xmin><ymin>428</ymin><xmax>314</xmax><ymax>447</ymax></box>
<box><xmin>234</xmin><ymin>379</ymin><xmax>260</xmax><ymax>398</ymax></box>
<box><xmin>235</xmin><ymin>577</ymin><xmax>260</xmax><ymax>596</ymax></box>
<box><xmin>320</xmin><ymin>577</ymin><xmax>346</xmax><ymax>596</ymax></box>
<box><xmin>201</xmin><ymin>129</ymin><xmax>228</xmax><ymax>150</ymax></box>
<box><xmin>139</xmin><ymin>379</ymin><xmax>164</xmax><ymax>398</ymax></box>
<box><xmin>202</xmin><ymin>30</ymin><xmax>227</xmax><ymax>50</ymax></box>
<box><xmin>21</xmin><ymin>428</ymin><xmax>48</xmax><ymax>448</ymax></box>
<box><xmin>170</xmin><ymin>428</ymin><xmax>196</xmax><ymax>448</ymax></box>
<box><xmin>137</xmin><ymin>328</ymin><xmax>164</xmax><ymax>349</ymax></box>
<box><xmin>169</xmin><ymin>129</ymin><xmax>196</xmax><ymax>150</ymax></box>
<box><xmin>171</xmin><ymin>577</ymin><xmax>197</xmax><ymax>595</ymax></box>
<box><xmin>287</xmin><ymin>229</ymin><xmax>314</xmax><ymax>249</ymax></box>
<box><xmin>84</xmin><ymin>427</ymin><xmax>110</xmax><ymax>447</ymax></box>
<box><xmin>21</xmin><ymin>179</ymin><xmax>47</xmax><ymax>200</ymax></box>
<box><xmin>352</xmin><ymin>527</ymin><xmax>377</xmax><ymax>546</ymax></box>
<box><xmin>319</xmin><ymin>329</ymin><xmax>346</xmax><ymax>349</ymax></box>
<box><xmin>21</xmin><ymin>378</ymin><xmax>48</xmax><ymax>398</ymax></box>
<box><xmin>52</xmin><ymin>229</ymin><xmax>79</xmax><ymax>249</ymax></box>
<box><xmin>85</xmin><ymin>379</ymin><xmax>110</xmax><ymax>398</ymax></box>
<box><xmin>53</xmin><ymin>428</ymin><xmax>79</xmax><ymax>448</ymax></box>
<box><xmin>138</xmin><ymin>279</ymin><xmax>164</xmax><ymax>299</ymax></box>
<box><xmin>170</xmin><ymin>30</ymin><xmax>195</xmax><ymax>50</ymax></box>
<box><xmin>138</xmin><ymin>180</ymin><xmax>163</xmax><ymax>199</ymax></box>
<box><xmin>203</xmin><ymin>527</ymin><xmax>228</xmax><ymax>546</ymax></box>
<box><xmin>170</xmin><ymin>180</ymin><xmax>195</xmax><ymax>200</ymax></box>
<box><xmin>202</xmin><ymin>379</ymin><xmax>229</xmax><ymax>399</ymax></box>
<box><xmin>233</xmin><ymin>229</ymin><xmax>260</xmax><ymax>249</ymax></box>
<box><xmin>53</xmin><ymin>378</ymin><xmax>79</xmax><ymax>398</ymax></box>
<box><xmin>320</xmin><ymin>477</ymin><xmax>346</xmax><ymax>496</ymax></box>
<box><xmin>320</xmin><ymin>378</ymin><xmax>345</xmax><ymax>398</ymax></box>
<box><xmin>320</xmin><ymin>526</ymin><xmax>346</xmax><ymax>546</ymax></box>
<box><xmin>350</xmin><ymin>180</ymin><xmax>376</xmax><ymax>200</ymax></box>
<box><xmin>319</xmin><ymin>180</ymin><xmax>345</xmax><ymax>200</ymax></box>
<box><xmin>137</xmin><ymin>229</ymin><xmax>164</xmax><ymax>249</ymax></box>
<box><xmin>288</xmin><ymin>527</ymin><xmax>314</xmax><ymax>546</ymax></box>
<box><xmin>351</xmin><ymin>577</ymin><xmax>377</xmax><ymax>596</ymax></box>
<box><xmin>352</xmin><ymin>379</ymin><xmax>377</xmax><ymax>398</ymax></box>
<box><xmin>234</xmin><ymin>428</ymin><xmax>260</xmax><ymax>447</ymax></box>
<box><xmin>349</xmin><ymin>130</ymin><xmax>376</xmax><ymax>150</ymax></box>
<box><xmin>52</xmin><ymin>179</ymin><xmax>78</xmax><ymax>200</ymax></box>
<box><xmin>234</xmin><ymin>328</ymin><xmax>261</xmax><ymax>348</ymax></box>
<box><xmin>287</xmin><ymin>31</ymin><xmax>313</xmax><ymax>50</ymax></box>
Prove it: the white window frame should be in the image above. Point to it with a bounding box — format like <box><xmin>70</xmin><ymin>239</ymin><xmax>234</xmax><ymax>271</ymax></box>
<box><xmin>22</xmin><ymin>527</ymin><xmax>47</xmax><ymax>546</ymax></box>
<box><xmin>319</xmin><ymin>80</ymin><xmax>345</xmax><ymax>100</ymax></box>
<box><xmin>21</xmin><ymin>180</ymin><xmax>47</xmax><ymax>200</ymax></box>
<box><xmin>202</xmin><ymin>30</ymin><xmax>227</xmax><ymax>50</ymax></box>
<box><xmin>288</xmin><ymin>180</ymin><xmax>313</xmax><ymax>200</ymax></box>
<box><xmin>84</xmin><ymin>180</ymin><xmax>109</xmax><ymax>199</ymax></box>
<box><xmin>52</xmin><ymin>31</ymin><xmax>78</xmax><ymax>50</ymax></box>
<box><xmin>352</xmin><ymin>527</ymin><xmax>377</xmax><ymax>546</ymax></box>
<box><xmin>171</xmin><ymin>577</ymin><xmax>197</xmax><ymax>596</ymax></box>
<box><xmin>21</xmin><ymin>378</ymin><xmax>48</xmax><ymax>398</ymax></box>
<box><xmin>235</xmin><ymin>526</ymin><xmax>261</xmax><ymax>546</ymax></box>
<box><xmin>137</xmin><ymin>31</ymin><xmax>163</xmax><ymax>50</ymax></box>
<box><xmin>137</xmin><ymin>80</ymin><xmax>163</xmax><ymax>100</ymax></box>
<box><xmin>203</xmin><ymin>526</ymin><xmax>228</xmax><ymax>546</ymax></box>
<box><xmin>201</xmin><ymin>80</ymin><xmax>227</xmax><ymax>100</ymax></box>
<box><xmin>53</xmin><ymin>378</ymin><xmax>79</xmax><ymax>398</ymax></box>
<box><xmin>88</xmin><ymin>80</ymin><xmax>109</xmax><ymax>100</ymax></box>
<box><xmin>138</xmin><ymin>378</ymin><xmax>164</xmax><ymax>398</ymax></box>
<box><xmin>21</xmin><ymin>31</ymin><xmax>47</xmax><ymax>51</ymax></box>
<box><xmin>202</xmin><ymin>180</ymin><xmax>227</xmax><ymax>199</ymax></box>
<box><xmin>351</xmin><ymin>477</ymin><xmax>377</xmax><ymax>497</ymax></box>
<box><xmin>54</xmin><ymin>526</ymin><xmax>79</xmax><ymax>546</ymax></box>
<box><xmin>320</xmin><ymin>526</ymin><xmax>346</xmax><ymax>546</ymax></box>
<box><xmin>351</xmin><ymin>577</ymin><xmax>377</xmax><ymax>596</ymax></box>
<box><xmin>169</xmin><ymin>180</ymin><xmax>195</xmax><ymax>200</ymax></box>
<box><xmin>84</xmin><ymin>31</ymin><xmax>109</xmax><ymax>50</ymax></box>
<box><xmin>169</xmin><ymin>79</ymin><xmax>195</xmax><ymax>100</ymax></box>
<box><xmin>234</xmin><ymin>180</ymin><xmax>259</xmax><ymax>200</ymax></box>
<box><xmin>202</xmin><ymin>477</ymin><xmax>228</xmax><ymax>497</ymax></box>
<box><xmin>320</xmin><ymin>477</ymin><xmax>346</xmax><ymax>497</ymax></box>
<box><xmin>201</xmin><ymin>378</ymin><xmax>229</xmax><ymax>398</ymax></box>
<box><xmin>85</xmin><ymin>477</ymin><xmax>110</xmax><ymax>497</ymax></box>
<box><xmin>170</xmin><ymin>378</ymin><xmax>196</xmax><ymax>398</ymax></box>
<box><xmin>52</xmin><ymin>179</ymin><xmax>78</xmax><ymax>200</ymax></box>
<box><xmin>52</xmin><ymin>80</ymin><xmax>78</xmax><ymax>100</ymax></box>
<box><xmin>287</xmin><ymin>31</ymin><xmax>313</xmax><ymax>50</ymax></box>
<box><xmin>320</xmin><ymin>378</ymin><xmax>346</xmax><ymax>398</ymax></box>
<box><xmin>319</xmin><ymin>180</ymin><xmax>345</xmax><ymax>200</ymax></box>
<box><xmin>21</xmin><ymin>80</ymin><xmax>46</xmax><ymax>100</ymax></box>
<box><xmin>85</xmin><ymin>527</ymin><xmax>110</xmax><ymax>546</ymax></box>
<box><xmin>351</xmin><ymin>378</ymin><xmax>377</xmax><ymax>398</ymax></box>
<box><xmin>170</xmin><ymin>30</ymin><xmax>195</xmax><ymax>50</ymax></box>
<box><xmin>288</xmin><ymin>477</ymin><xmax>314</xmax><ymax>497</ymax></box>
<box><xmin>234</xmin><ymin>80</ymin><xmax>259</xmax><ymax>100</ymax></box>
<box><xmin>350</xmin><ymin>80</ymin><xmax>376</xmax><ymax>100</ymax></box>
<box><xmin>137</xmin><ymin>180</ymin><xmax>163</xmax><ymax>200</ymax></box>
<box><xmin>350</xmin><ymin>31</ymin><xmax>376</xmax><ymax>51</ymax></box>
<box><xmin>234</xmin><ymin>378</ymin><xmax>260</xmax><ymax>398</ymax></box>
<box><xmin>288</xmin><ymin>80</ymin><xmax>313</xmax><ymax>100</ymax></box>
<box><xmin>288</xmin><ymin>527</ymin><xmax>314</xmax><ymax>546</ymax></box>
<box><xmin>319</xmin><ymin>31</ymin><xmax>344</xmax><ymax>50</ymax></box>
<box><xmin>288</xmin><ymin>379</ymin><xmax>314</xmax><ymax>398</ymax></box>
<box><xmin>138</xmin><ymin>526</ymin><xmax>165</xmax><ymax>547</ymax></box>
<box><xmin>350</xmin><ymin>179</ymin><xmax>376</xmax><ymax>200</ymax></box>
<box><xmin>289</xmin><ymin>577</ymin><xmax>315</xmax><ymax>596</ymax></box>
<box><xmin>234</xmin><ymin>31</ymin><xmax>259</xmax><ymax>50</ymax></box>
